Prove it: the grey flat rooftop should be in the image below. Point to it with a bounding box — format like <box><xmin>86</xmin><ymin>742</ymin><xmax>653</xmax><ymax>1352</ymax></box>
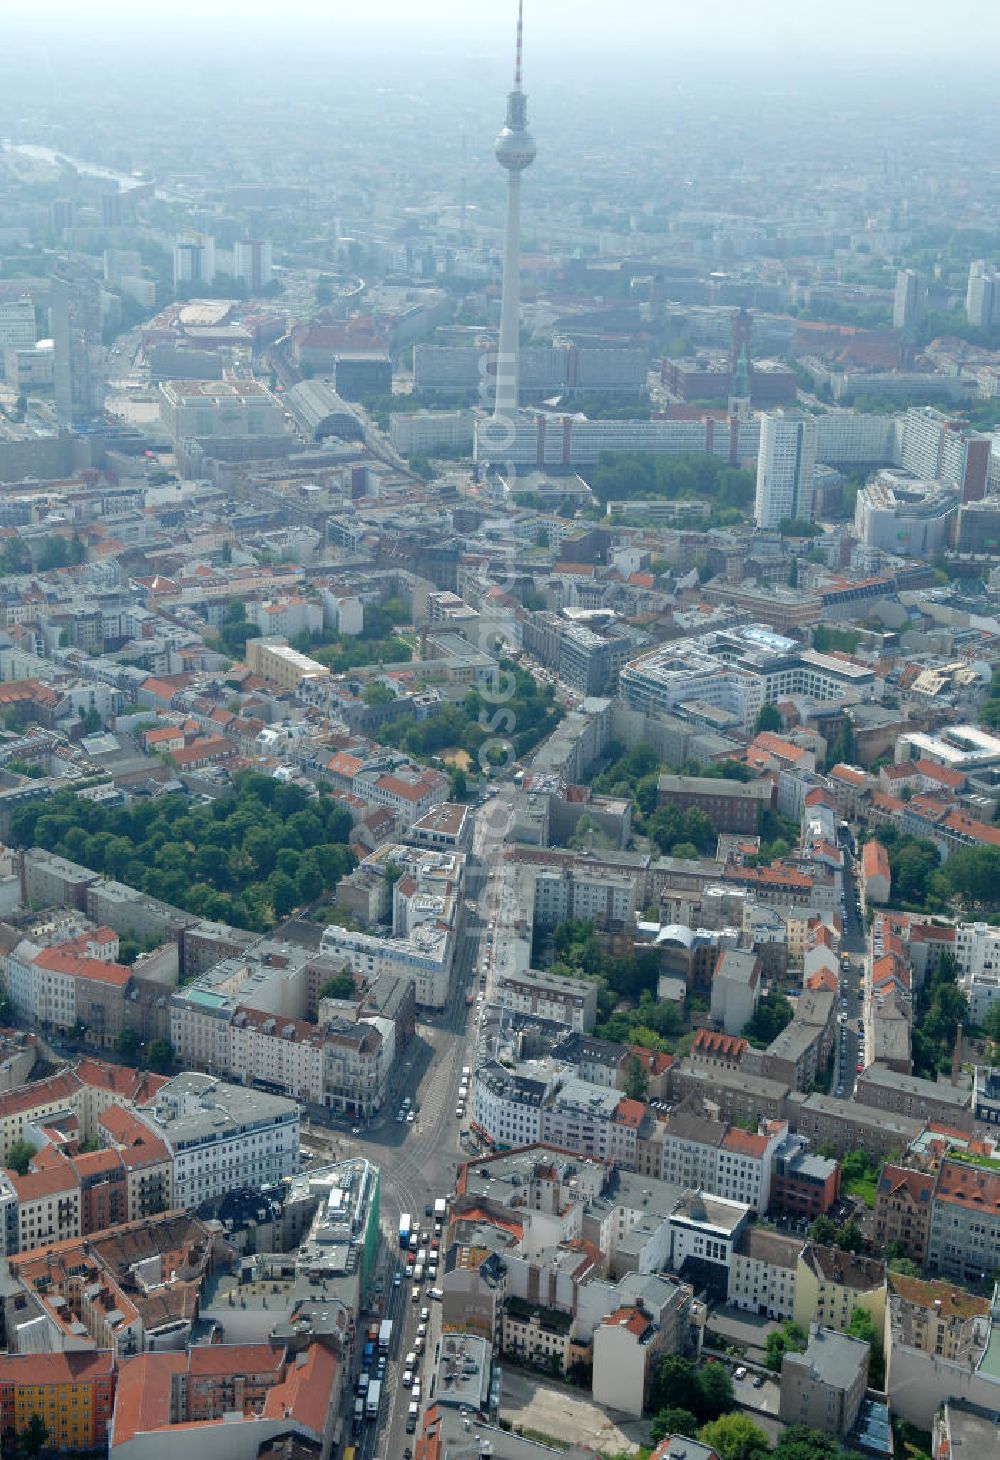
<box><xmin>785</xmin><ymin>1325</ymin><xmax>869</xmax><ymax>1390</ymax></box>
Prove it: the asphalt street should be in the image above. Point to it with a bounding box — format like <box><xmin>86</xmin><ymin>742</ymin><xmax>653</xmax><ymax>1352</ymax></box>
<box><xmin>318</xmin><ymin>788</ymin><xmax>514</xmax><ymax>1458</ymax></box>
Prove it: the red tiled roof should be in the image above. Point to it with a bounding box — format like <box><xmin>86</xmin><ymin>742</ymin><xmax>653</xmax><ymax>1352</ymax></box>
<box><xmin>629</xmin><ymin>1046</ymin><xmax>673</xmax><ymax>1076</ymax></box>
<box><xmin>75</xmin><ymin>1059</ymin><xmax>168</xmax><ymax>1102</ymax></box>
<box><xmin>936</xmin><ymin>1157</ymin><xmax>1000</xmax><ymax>1215</ymax></box>
<box><xmin>0</xmin><ymin>1069</ymin><xmax>81</xmax><ymax>1121</ymax></box>
<box><xmin>261</xmin><ymin>1343</ymin><xmax>338</xmax><ymax>1435</ymax></box>
<box><xmin>910</xmin><ymin>923</ymin><xmax>955</xmax><ymax>945</ymax></box>
<box><xmin>878</xmin><ymin>1163</ymin><xmax>934</xmax><ymax>1206</ymax></box>
<box><xmin>187</xmin><ymin>1344</ymin><xmax>285</xmax><ymax>1378</ymax></box>
<box><xmin>603</xmin><ymin>1305</ymin><xmax>651</xmax><ymax>1339</ymax></box>
<box><xmin>944</xmin><ymin>810</ymin><xmax>1000</xmax><ymax>849</ymax></box>
<box><xmin>863</xmin><ymin>840</ymin><xmax>890</xmax><ymax>879</ymax></box>
<box><xmin>98</xmin><ymin>1105</ymin><xmax>171</xmax><ymax>1169</ymax></box>
<box><xmin>722</xmin><ymin>1127</ymin><xmax>769</xmax><ymax>1157</ymax></box>
<box><xmin>615</xmin><ymin>1098</ymin><xmax>646</xmax><ymax>1128</ymax></box>
<box><xmin>109</xmin><ymin>1352</ymin><xmax>187</xmax><ymax>1445</ymax></box>
<box><xmin>0</xmin><ymin>1350</ymin><xmax>114</xmax><ymax>1386</ymax></box>
<box><xmin>32</xmin><ymin>947</ymin><xmax>131</xmax><ymax>987</ymax></box>
<box><xmin>914</xmin><ymin>759</ymin><xmax>965</xmax><ymax>789</ymax></box>
<box><xmin>692</xmin><ymin>1028</ymin><xmax>747</xmax><ymax>1060</ymax></box>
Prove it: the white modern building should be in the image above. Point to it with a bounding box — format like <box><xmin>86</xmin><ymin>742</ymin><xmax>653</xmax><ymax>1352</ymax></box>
<box><xmin>233</xmin><ymin>239</ymin><xmax>273</xmax><ymax>292</ymax></box>
<box><xmin>471</xmin><ymin>1059</ymin><xmax>555</xmax><ymax>1148</ymax></box>
<box><xmin>173</xmin><ymin>232</ymin><xmax>216</xmax><ymax>288</ymax></box>
<box><xmin>620</xmin><ymin>623</ymin><xmax>878</xmax><ymax>733</ymax></box>
<box><xmin>729</xmin><ymin>1225</ymin><xmax>803</xmax><ymax>1319</ymax></box>
<box><xmin>854</xmin><ymin>471</ymin><xmax>956</xmax><ymax>556</ymax></box>
<box><xmin>158</xmin><ymin>375</ymin><xmax>286</xmax><ymax>443</ymax></box>
<box><xmin>389</xmin><ymin>410</ymin><xmax>474</xmax><ymax>457</ymax></box>
<box><xmin>967</xmin><ymin>260</ymin><xmax>1000</xmax><ymax>328</ymax></box>
<box><xmin>321</xmin><ymin>844</ymin><xmax>462</xmax><ymax>1008</ymax></box>
<box><xmin>0</xmin><ymin>298</ymin><xmax>36</xmax><ymax>354</ymax></box>
<box><xmin>894</xmin><ymin>269</ymin><xmax>927</xmax><ymax>333</ymax></box>
<box><xmin>247</xmin><ymin>596</ymin><xmax>323</xmax><ymax>641</ymax></box>
<box><xmin>320</xmin><ymin>921</ymin><xmax>455</xmax><ymax>1010</ymax></box>
<box><xmin>953</xmin><ymin>922</ymin><xmax>1000</xmax><ymax>1022</ymax></box>
<box><xmin>755</xmin><ymin>410</ymin><xmax>818</xmax><ymax>528</ymax></box>
<box><xmin>137</xmin><ymin>1072</ymin><xmax>299</xmax><ymax>1209</ymax></box>
<box><xmin>710</xmin><ymin>948</ymin><xmax>763</xmax><ymax>1037</ymax></box>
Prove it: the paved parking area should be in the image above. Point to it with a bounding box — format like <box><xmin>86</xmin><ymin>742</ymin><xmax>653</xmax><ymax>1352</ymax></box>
<box><xmin>500</xmin><ymin>1370</ymin><xmax>648</xmax><ymax>1454</ymax></box>
<box><xmin>707</xmin><ymin>1304</ymin><xmax>778</xmax><ymax>1354</ymax></box>
<box><xmin>732</xmin><ymin>1369</ymin><xmax>781</xmax><ymax>1414</ymax></box>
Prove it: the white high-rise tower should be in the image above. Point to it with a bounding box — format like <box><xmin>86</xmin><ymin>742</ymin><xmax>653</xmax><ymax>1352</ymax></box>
<box><xmin>493</xmin><ymin>1</ymin><xmax>536</xmax><ymax>418</ymax></box>
<box><xmin>754</xmin><ymin>410</ymin><xmax>818</xmax><ymax>530</ymax></box>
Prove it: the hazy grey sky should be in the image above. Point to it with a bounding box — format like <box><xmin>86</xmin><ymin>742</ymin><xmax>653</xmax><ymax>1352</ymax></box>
<box><xmin>13</xmin><ymin>0</ymin><xmax>1000</xmax><ymax>61</ymax></box>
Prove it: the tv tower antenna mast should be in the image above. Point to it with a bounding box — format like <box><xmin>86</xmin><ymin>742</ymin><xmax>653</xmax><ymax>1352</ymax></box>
<box><xmin>493</xmin><ymin>0</ymin><xmax>536</xmax><ymax>419</ymax></box>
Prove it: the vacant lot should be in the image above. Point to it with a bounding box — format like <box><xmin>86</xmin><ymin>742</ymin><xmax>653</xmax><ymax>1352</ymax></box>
<box><xmin>500</xmin><ymin>1369</ymin><xmax>648</xmax><ymax>1454</ymax></box>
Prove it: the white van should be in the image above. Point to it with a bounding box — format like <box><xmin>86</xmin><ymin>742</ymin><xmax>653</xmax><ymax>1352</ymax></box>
<box><xmin>402</xmin><ymin>1369</ymin><xmax>413</xmax><ymax>1388</ymax></box>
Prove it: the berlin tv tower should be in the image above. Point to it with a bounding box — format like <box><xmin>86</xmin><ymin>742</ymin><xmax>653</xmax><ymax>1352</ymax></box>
<box><xmin>493</xmin><ymin>0</ymin><xmax>536</xmax><ymax>418</ymax></box>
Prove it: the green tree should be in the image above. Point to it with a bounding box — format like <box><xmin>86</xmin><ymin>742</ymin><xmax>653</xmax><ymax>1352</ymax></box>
<box><xmin>24</xmin><ymin>1412</ymin><xmax>48</xmax><ymax>1457</ymax></box>
<box><xmin>744</xmin><ymin>992</ymin><xmax>794</xmax><ymax>1047</ymax></box>
<box><xmin>944</xmin><ymin>846</ymin><xmax>1000</xmax><ymax>908</ymax></box>
<box><xmin>697</xmin><ymin>1414</ymin><xmax>770</xmax><ymax>1460</ymax></box>
<box><xmin>650</xmin><ymin>1355</ymin><xmax>698</xmax><ymax>1415</ymax></box>
<box><xmin>697</xmin><ymin>1362</ymin><xmax>735</xmax><ymax>1420</ymax></box>
<box><xmin>650</xmin><ymin>1408</ymin><xmax>700</xmax><ymax>1443</ymax></box>
<box><xmin>114</xmin><ymin>1029</ymin><xmax>140</xmax><ymax>1061</ymax></box>
<box><xmin>836</xmin><ymin>1219</ymin><xmax>865</xmax><ymax>1254</ymax></box>
<box><xmin>267</xmin><ymin>872</ymin><xmax>298</xmax><ymax>918</ymax></box>
<box><xmin>622</xmin><ymin>1054</ymin><xmax>649</xmax><ymax>1102</ymax></box>
<box><xmin>7</xmin><ymin>1140</ymin><xmax>34</xmax><ymax>1176</ymax></box>
<box><xmin>847</xmin><ymin>1306</ymin><xmax>884</xmax><ymax>1386</ymax></box>
<box><xmin>146</xmin><ymin>1038</ymin><xmax>174</xmax><ymax>1073</ymax></box>
<box><xmin>808</xmin><ymin>1214</ymin><xmax>839</xmax><ymax>1245</ymax></box>
<box><xmin>296</xmin><ymin>860</ymin><xmax>324</xmax><ymax>903</ymax></box>
<box><xmin>766</xmin><ymin>1320</ymin><xmax>808</xmax><ymax>1372</ymax></box>
<box><xmin>320</xmin><ymin>972</ymin><xmax>356</xmax><ymax>1001</ymax></box>
<box><xmin>887</xmin><ymin>1255</ymin><xmax>921</xmax><ymax>1277</ymax></box>
<box><xmin>363</xmin><ymin>681</ymin><xmax>395</xmax><ymax>707</ymax></box>
<box><xmin>982</xmin><ymin>1002</ymin><xmax>1000</xmax><ymax>1046</ymax></box>
<box><xmin>6</xmin><ymin>775</ymin><xmax>354</xmax><ymax>937</ymax></box>
<box><xmin>755</xmin><ymin>703</ymin><xmax>783</xmax><ymax>734</ymax></box>
<box><xmin>772</xmin><ymin>1426</ymin><xmax>843</xmax><ymax>1460</ymax></box>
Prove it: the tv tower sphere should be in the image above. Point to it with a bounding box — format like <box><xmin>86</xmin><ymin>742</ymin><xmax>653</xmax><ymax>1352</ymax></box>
<box><xmin>495</xmin><ymin>108</ymin><xmax>536</xmax><ymax>172</ymax></box>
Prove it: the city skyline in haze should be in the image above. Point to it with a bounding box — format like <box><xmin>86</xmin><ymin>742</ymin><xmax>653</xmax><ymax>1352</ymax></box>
<box><xmin>5</xmin><ymin>0</ymin><xmax>1000</xmax><ymax>64</ymax></box>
